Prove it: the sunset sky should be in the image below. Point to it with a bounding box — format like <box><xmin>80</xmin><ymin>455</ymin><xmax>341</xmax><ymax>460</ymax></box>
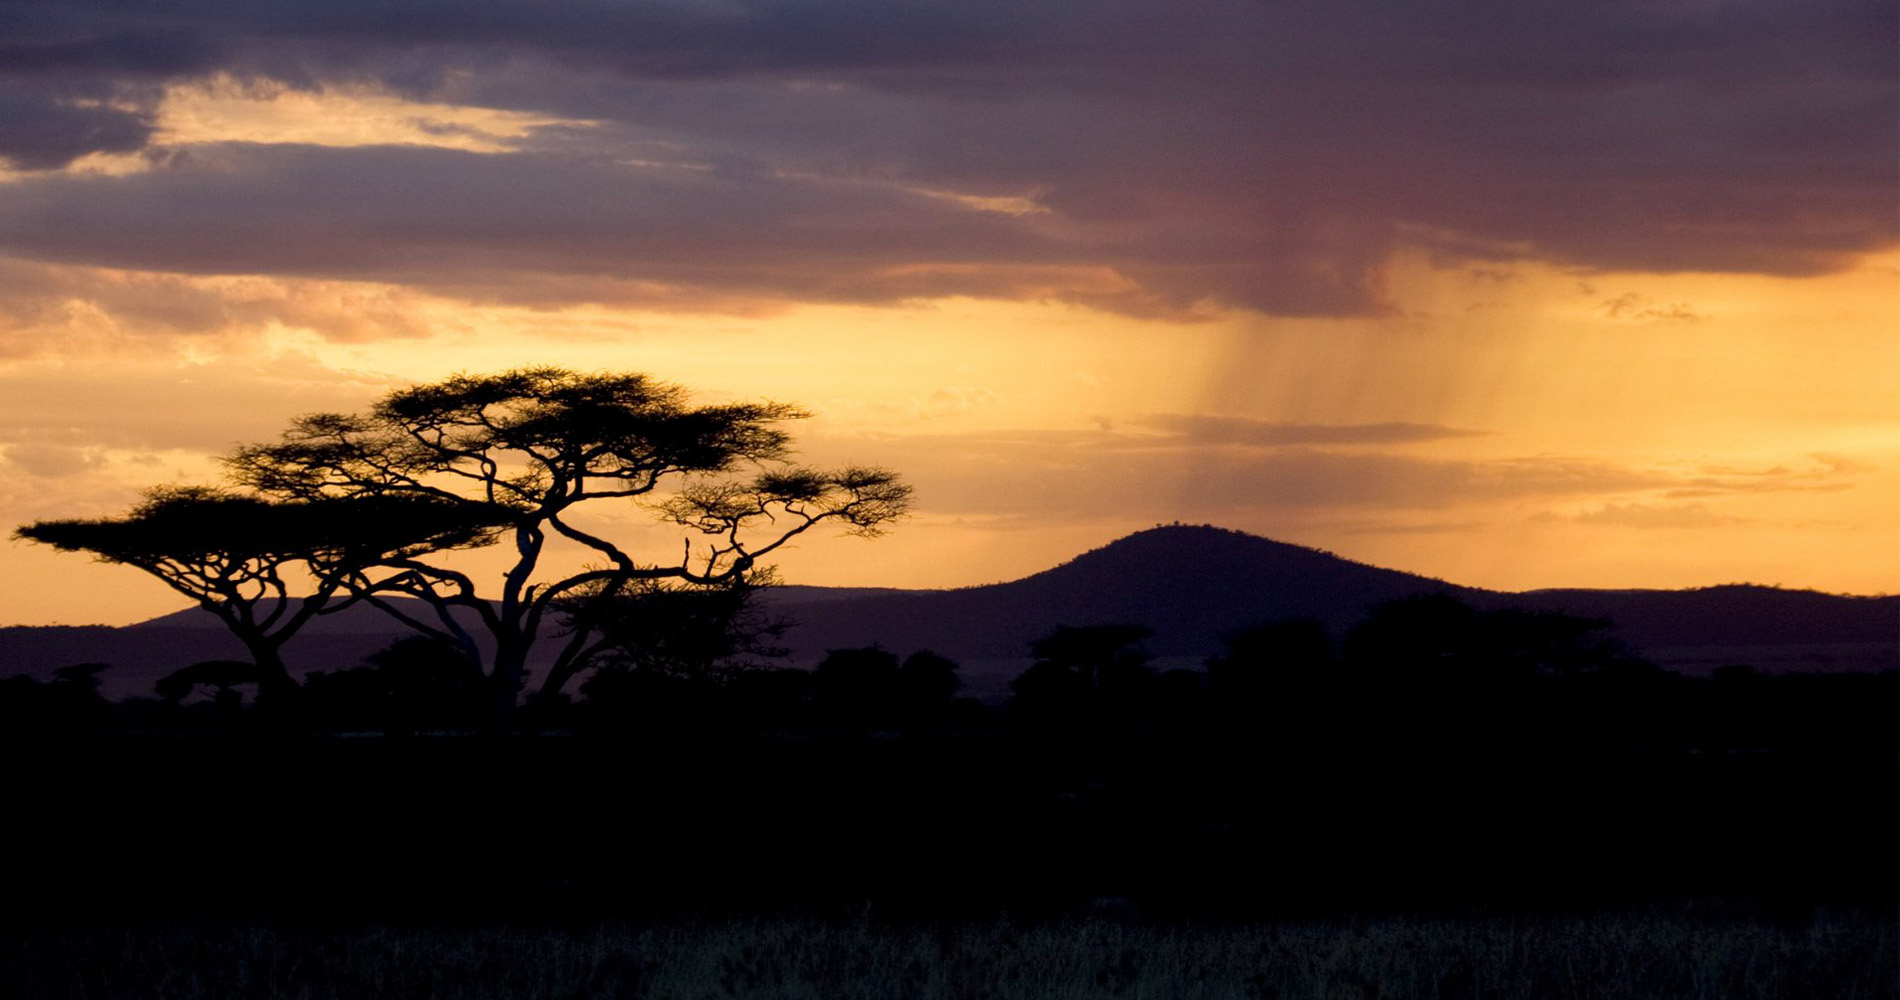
<box><xmin>1</xmin><ymin>0</ymin><xmax>1895</xmax><ymax>626</ymax></box>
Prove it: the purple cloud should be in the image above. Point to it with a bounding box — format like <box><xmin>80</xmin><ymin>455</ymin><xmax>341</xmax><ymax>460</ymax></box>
<box><xmin>0</xmin><ymin>0</ymin><xmax>1888</xmax><ymax>316</ymax></box>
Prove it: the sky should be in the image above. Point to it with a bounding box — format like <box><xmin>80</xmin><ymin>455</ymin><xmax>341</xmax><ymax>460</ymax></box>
<box><xmin>0</xmin><ymin>0</ymin><xmax>1895</xmax><ymax>626</ymax></box>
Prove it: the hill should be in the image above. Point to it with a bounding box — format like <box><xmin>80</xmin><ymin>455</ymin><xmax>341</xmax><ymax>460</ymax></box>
<box><xmin>2</xmin><ymin>524</ymin><xmax>1892</xmax><ymax>699</ymax></box>
<box><xmin>767</xmin><ymin>524</ymin><xmax>1480</xmax><ymax>661</ymax></box>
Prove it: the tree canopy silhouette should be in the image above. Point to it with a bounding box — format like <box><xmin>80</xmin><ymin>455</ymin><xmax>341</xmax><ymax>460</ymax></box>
<box><xmin>1010</xmin><ymin>624</ymin><xmax>1155</xmax><ymax>740</ymax></box>
<box><xmin>224</xmin><ymin>367</ymin><xmax>910</xmax><ymax>729</ymax></box>
<box><xmin>15</xmin><ymin>487</ymin><xmax>501</xmax><ymax>699</ymax></box>
<box><xmin>555</xmin><ymin>572</ymin><xmax>790</xmax><ymax>688</ymax></box>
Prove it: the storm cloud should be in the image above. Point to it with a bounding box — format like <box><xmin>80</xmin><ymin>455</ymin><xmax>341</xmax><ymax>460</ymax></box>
<box><xmin>0</xmin><ymin>0</ymin><xmax>1890</xmax><ymax>317</ymax></box>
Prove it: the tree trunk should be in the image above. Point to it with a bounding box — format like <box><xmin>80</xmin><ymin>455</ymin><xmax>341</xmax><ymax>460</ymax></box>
<box><xmin>538</xmin><ymin>656</ymin><xmax>585</xmax><ymax>705</ymax></box>
<box><xmin>246</xmin><ymin>641</ymin><xmax>306</xmax><ymax>728</ymax></box>
<box><xmin>485</xmin><ymin>641</ymin><xmax>529</xmax><ymax>735</ymax></box>
<box><xmin>250</xmin><ymin>645</ymin><xmax>298</xmax><ymax>698</ymax></box>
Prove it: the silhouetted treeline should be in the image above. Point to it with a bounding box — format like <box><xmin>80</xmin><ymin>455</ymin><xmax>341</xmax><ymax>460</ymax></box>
<box><xmin>0</xmin><ymin>594</ymin><xmax>1892</xmax><ymax>923</ymax></box>
<box><xmin>15</xmin><ymin>594</ymin><xmax>1885</xmax><ymax>760</ymax></box>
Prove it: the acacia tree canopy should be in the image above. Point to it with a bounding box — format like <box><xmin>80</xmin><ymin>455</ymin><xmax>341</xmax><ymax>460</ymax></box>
<box><xmin>225</xmin><ymin>367</ymin><xmax>910</xmax><ymax>728</ymax></box>
<box><xmin>557</xmin><ymin>572</ymin><xmax>790</xmax><ymax>685</ymax></box>
<box><xmin>15</xmin><ymin>487</ymin><xmax>501</xmax><ymax>697</ymax></box>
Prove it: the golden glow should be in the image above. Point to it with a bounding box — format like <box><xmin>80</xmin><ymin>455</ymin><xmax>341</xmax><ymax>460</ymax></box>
<box><xmin>906</xmin><ymin>187</ymin><xmax>1052</xmax><ymax>216</ymax></box>
<box><xmin>0</xmin><ymin>77</ymin><xmax>595</xmax><ymax>184</ymax></box>
<box><xmin>153</xmin><ymin>76</ymin><xmax>594</xmax><ymax>151</ymax></box>
<box><xmin>2</xmin><ymin>248</ymin><xmax>1895</xmax><ymax>624</ymax></box>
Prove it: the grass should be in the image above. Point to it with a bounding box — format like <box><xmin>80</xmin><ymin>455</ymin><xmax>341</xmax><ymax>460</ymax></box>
<box><xmin>2</xmin><ymin>904</ymin><xmax>1893</xmax><ymax>999</ymax></box>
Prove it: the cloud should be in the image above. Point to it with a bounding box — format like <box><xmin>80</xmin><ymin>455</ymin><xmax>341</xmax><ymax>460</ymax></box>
<box><xmin>1</xmin><ymin>443</ymin><xmax>109</xmax><ymax>478</ymax></box>
<box><xmin>1571</xmin><ymin>502</ymin><xmax>1744</xmax><ymax>530</ymax></box>
<box><xmin>0</xmin><ymin>87</ymin><xmax>155</xmax><ymax>170</ymax></box>
<box><xmin>0</xmin><ymin>0</ymin><xmax>1888</xmax><ymax>317</ymax></box>
<box><xmin>0</xmin><ymin>257</ymin><xmax>435</xmax><ymax>357</ymax></box>
<box><xmin>1663</xmin><ymin>457</ymin><xmax>1864</xmax><ymax>498</ymax></box>
<box><xmin>1599</xmin><ymin>292</ymin><xmax>1705</xmax><ymax>323</ymax></box>
<box><xmin>863</xmin><ymin>428</ymin><xmax>1678</xmax><ymax>522</ymax></box>
<box><xmin>1808</xmin><ymin>452</ymin><xmax>1878</xmax><ymax>476</ymax></box>
<box><xmin>1338</xmin><ymin>519</ymin><xmax>1492</xmax><ymax>536</ymax></box>
<box><xmin>0</xmin><ymin>359</ymin><xmax>403</xmax><ymax>454</ymax></box>
<box><xmin>150</xmin><ymin>76</ymin><xmax>591</xmax><ymax>153</ymax></box>
<box><xmin>0</xmin><ymin>143</ymin><xmax>1106</xmax><ymax>308</ymax></box>
<box><xmin>831</xmin><ymin>421</ymin><xmax>1887</xmax><ymax>531</ymax></box>
<box><xmin>1141</xmin><ymin>414</ymin><xmax>1487</xmax><ymax>447</ymax></box>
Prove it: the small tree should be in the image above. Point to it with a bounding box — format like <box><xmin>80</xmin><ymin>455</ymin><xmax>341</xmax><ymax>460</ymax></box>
<box><xmin>16</xmin><ymin>487</ymin><xmax>502</xmax><ymax>700</ymax></box>
<box><xmin>557</xmin><ymin>572</ymin><xmax>790</xmax><ymax>685</ymax></box>
<box><xmin>155</xmin><ymin>660</ymin><xmax>261</xmax><ymax>727</ymax></box>
<box><xmin>1010</xmin><ymin>624</ymin><xmax>1155</xmax><ymax>740</ymax></box>
<box><xmin>563</xmin><ymin>575</ymin><xmax>789</xmax><ymax>737</ymax></box>
<box><xmin>226</xmin><ymin>367</ymin><xmax>910</xmax><ymax>731</ymax></box>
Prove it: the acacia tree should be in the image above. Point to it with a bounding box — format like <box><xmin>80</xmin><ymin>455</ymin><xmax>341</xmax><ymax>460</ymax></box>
<box><xmin>15</xmin><ymin>487</ymin><xmax>502</xmax><ymax>700</ymax></box>
<box><xmin>225</xmin><ymin>367</ymin><xmax>910</xmax><ymax>730</ymax></box>
<box><xmin>556</xmin><ymin>572</ymin><xmax>791</xmax><ymax>687</ymax></box>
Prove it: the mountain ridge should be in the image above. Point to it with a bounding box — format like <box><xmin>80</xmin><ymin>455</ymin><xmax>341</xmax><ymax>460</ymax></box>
<box><xmin>4</xmin><ymin>524</ymin><xmax>1893</xmax><ymax>699</ymax></box>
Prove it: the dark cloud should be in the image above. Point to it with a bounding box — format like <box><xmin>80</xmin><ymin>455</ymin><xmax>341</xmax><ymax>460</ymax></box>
<box><xmin>0</xmin><ymin>0</ymin><xmax>1890</xmax><ymax>313</ymax></box>
<box><xmin>0</xmin><ymin>87</ymin><xmax>154</xmax><ymax>169</ymax></box>
<box><xmin>0</xmin><ymin>143</ymin><xmax>1111</xmax><ymax>308</ymax></box>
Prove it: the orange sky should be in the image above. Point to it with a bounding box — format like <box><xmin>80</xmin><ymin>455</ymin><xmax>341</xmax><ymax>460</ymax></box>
<box><xmin>1</xmin><ymin>7</ymin><xmax>1895</xmax><ymax>625</ymax></box>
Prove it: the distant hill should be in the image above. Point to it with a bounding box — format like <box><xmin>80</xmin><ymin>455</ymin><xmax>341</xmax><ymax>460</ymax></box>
<box><xmin>2</xmin><ymin>524</ymin><xmax>1892</xmax><ymax>700</ymax></box>
<box><xmin>1497</xmin><ymin>585</ymin><xmax>1898</xmax><ymax>676</ymax></box>
<box><xmin>766</xmin><ymin>524</ymin><xmax>1480</xmax><ymax>660</ymax></box>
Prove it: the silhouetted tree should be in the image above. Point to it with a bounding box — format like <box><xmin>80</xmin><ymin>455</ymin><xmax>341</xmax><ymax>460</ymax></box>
<box><xmin>365</xmin><ymin>636</ymin><xmax>486</xmax><ymax>734</ymax></box>
<box><xmin>896</xmin><ymin>650</ymin><xmax>963</xmax><ymax>729</ymax></box>
<box><xmin>1209</xmin><ymin>618</ymin><xmax>1331</xmax><ymax>702</ymax></box>
<box><xmin>800</xmin><ymin>646</ymin><xmax>967</xmax><ymax>736</ymax></box>
<box><xmin>559</xmin><ymin>572</ymin><xmax>790</xmax><ymax>683</ymax></box>
<box><xmin>1206</xmin><ymin>618</ymin><xmax>1337</xmax><ymax>748</ymax></box>
<box><xmin>0</xmin><ymin>669</ymin><xmax>110</xmax><ymax>737</ymax></box>
<box><xmin>811</xmin><ymin>646</ymin><xmax>903</xmax><ymax>734</ymax></box>
<box><xmin>1341</xmin><ymin>593</ymin><xmax>1492</xmax><ymax>684</ymax></box>
<box><xmin>1011</xmin><ymin>624</ymin><xmax>1155</xmax><ymax>740</ymax></box>
<box><xmin>226</xmin><ymin>368</ymin><xmax>910</xmax><ymax>732</ymax></box>
<box><xmin>45</xmin><ymin>663</ymin><xmax>111</xmax><ymax>732</ymax></box>
<box><xmin>1341</xmin><ymin>594</ymin><xmax>1654</xmax><ymax>752</ymax></box>
<box><xmin>1209</xmin><ymin>618</ymin><xmax>1333</xmax><ymax>692</ymax></box>
<box><xmin>155</xmin><ymin>660</ymin><xmax>259</xmax><ymax>726</ymax></box>
<box><xmin>567</xmin><ymin>575</ymin><xmax>794</xmax><ymax>737</ymax></box>
<box><xmin>722</xmin><ymin>666</ymin><xmax>813</xmax><ymax>736</ymax></box>
<box><xmin>16</xmin><ymin>488</ymin><xmax>500</xmax><ymax>701</ymax></box>
<box><xmin>50</xmin><ymin>662</ymin><xmax>109</xmax><ymax>695</ymax></box>
<box><xmin>300</xmin><ymin>665</ymin><xmax>389</xmax><ymax>733</ymax></box>
<box><xmin>155</xmin><ymin>660</ymin><xmax>258</xmax><ymax>703</ymax></box>
<box><xmin>299</xmin><ymin>637</ymin><xmax>488</xmax><ymax>735</ymax></box>
<box><xmin>0</xmin><ymin>674</ymin><xmax>46</xmax><ymax>736</ymax></box>
<box><xmin>1027</xmin><ymin>625</ymin><xmax>1155</xmax><ymax>690</ymax></box>
<box><xmin>575</xmin><ymin>662</ymin><xmax>704</xmax><ymax>738</ymax></box>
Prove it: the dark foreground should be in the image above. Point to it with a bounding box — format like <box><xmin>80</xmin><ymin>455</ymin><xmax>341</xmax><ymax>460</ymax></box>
<box><xmin>1</xmin><ymin>729</ymin><xmax>1894</xmax><ymax>998</ymax></box>
<box><xmin>4</xmin><ymin>728</ymin><xmax>1895</xmax><ymax>919</ymax></box>
<box><xmin>4</xmin><ymin>905</ymin><xmax>1894</xmax><ymax>1000</ymax></box>
<box><xmin>6</xmin><ymin>716</ymin><xmax>1895</xmax><ymax>916</ymax></box>
<box><xmin>3</xmin><ymin>654</ymin><xmax>1895</xmax><ymax>997</ymax></box>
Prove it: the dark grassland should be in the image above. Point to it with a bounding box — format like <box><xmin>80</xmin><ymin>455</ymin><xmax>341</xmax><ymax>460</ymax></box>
<box><xmin>0</xmin><ymin>637</ymin><xmax>1892</xmax><ymax>998</ymax></box>
<box><xmin>5</xmin><ymin>905</ymin><xmax>1895</xmax><ymax>1000</ymax></box>
<box><xmin>1</xmin><ymin>721</ymin><xmax>1893</xmax><ymax>999</ymax></box>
